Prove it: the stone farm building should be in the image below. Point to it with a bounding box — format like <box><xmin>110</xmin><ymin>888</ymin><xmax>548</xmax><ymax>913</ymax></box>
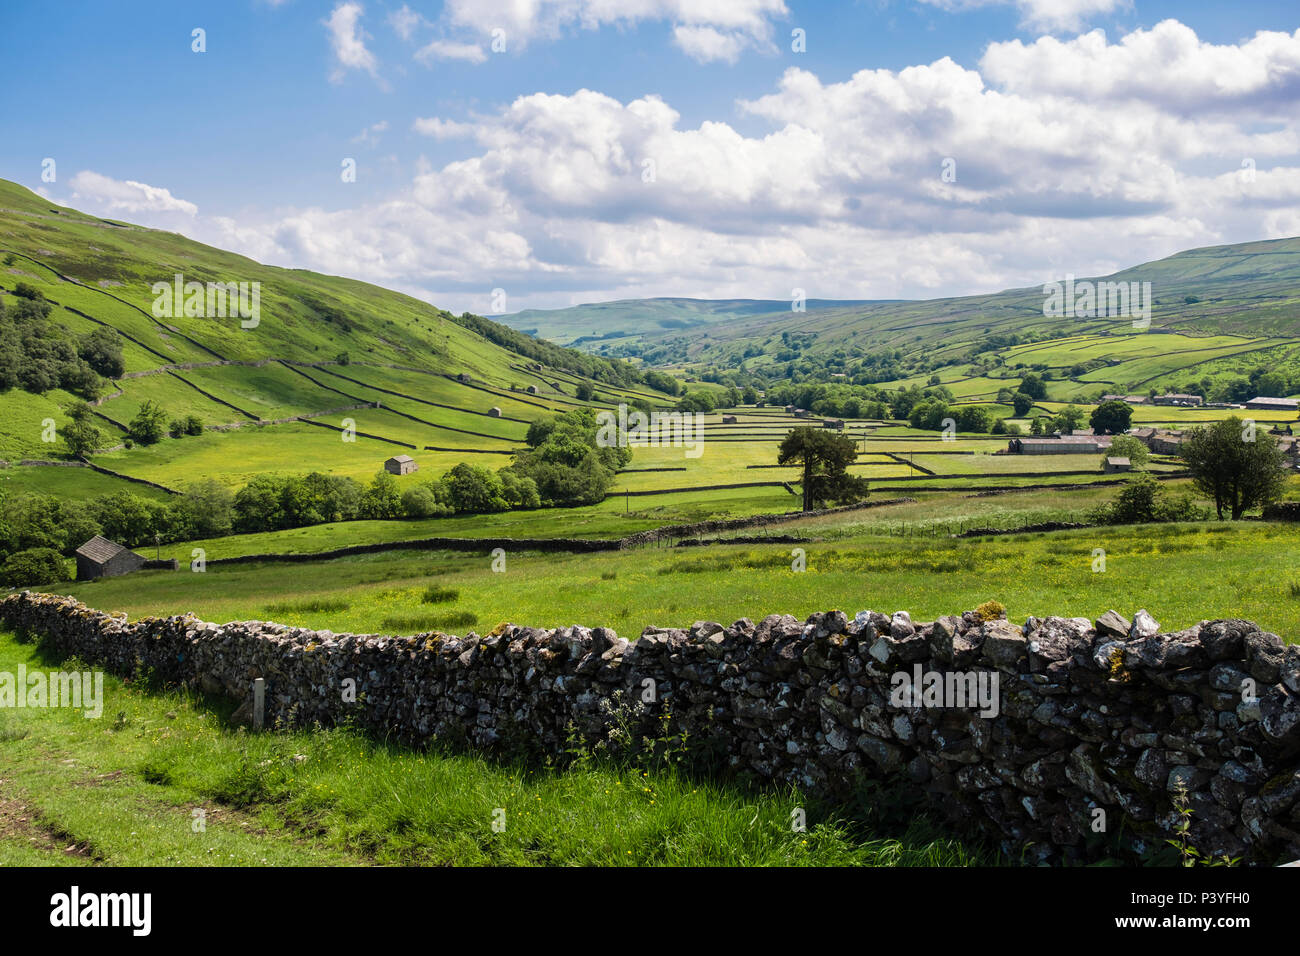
<box><xmin>1246</xmin><ymin>396</ymin><xmax>1299</xmax><ymax>412</ymax></box>
<box><xmin>721</xmin><ymin>415</ymin><xmax>738</xmax><ymax>424</ymax></box>
<box><xmin>1101</xmin><ymin>394</ymin><xmax>1149</xmax><ymax>405</ymax></box>
<box><xmin>1104</xmin><ymin>456</ymin><xmax>1132</xmax><ymax>473</ymax></box>
<box><xmin>1147</xmin><ymin>431</ymin><xmax>1186</xmax><ymax>455</ymax></box>
<box><xmin>75</xmin><ymin>536</ymin><xmax>145</xmax><ymax>581</ymax></box>
<box><xmin>384</xmin><ymin>455</ymin><xmax>418</xmax><ymax>475</ymax></box>
<box><xmin>822</xmin><ymin>419</ymin><xmax>845</xmax><ymax>431</ymax></box>
<box><xmin>1008</xmin><ymin>435</ymin><xmax>1113</xmax><ymax>455</ymax></box>
<box><xmin>488</xmin><ymin>407</ymin><xmax>502</xmax><ymax>418</ymax></box>
<box><xmin>1154</xmin><ymin>393</ymin><xmax>1204</xmax><ymax>407</ymax></box>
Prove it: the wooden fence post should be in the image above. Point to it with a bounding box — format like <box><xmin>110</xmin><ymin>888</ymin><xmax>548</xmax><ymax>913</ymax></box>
<box><xmin>253</xmin><ymin>678</ymin><xmax>265</xmax><ymax>731</ymax></box>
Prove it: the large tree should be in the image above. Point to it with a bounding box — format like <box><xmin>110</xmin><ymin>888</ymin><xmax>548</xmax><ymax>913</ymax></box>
<box><xmin>61</xmin><ymin>400</ymin><xmax>102</xmax><ymax>457</ymax></box>
<box><xmin>1181</xmin><ymin>417</ymin><xmax>1287</xmax><ymax>519</ymax></box>
<box><xmin>1090</xmin><ymin>400</ymin><xmax>1133</xmax><ymax>435</ymax></box>
<box><xmin>778</xmin><ymin>427</ymin><xmax>869</xmax><ymax>513</ymax></box>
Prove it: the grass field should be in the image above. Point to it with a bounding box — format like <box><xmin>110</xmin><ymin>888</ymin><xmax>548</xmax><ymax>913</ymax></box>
<box><xmin>0</xmin><ymin>632</ymin><xmax>985</xmax><ymax>866</ymax></box>
<box><xmin>47</xmin><ymin>521</ymin><xmax>1300</xmax><ymax>640</ymax></box>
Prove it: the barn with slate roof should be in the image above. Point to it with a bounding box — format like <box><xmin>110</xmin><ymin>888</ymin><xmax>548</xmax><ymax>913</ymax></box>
<box><xmin>75</xmin><ymin>536</ymin><xmax>146</xmax><ymax>581</ymax></box>
<box><xmin>385</xmin><ymin>454</ymin><xmax>418</xmax><ymax>475</ymax></box>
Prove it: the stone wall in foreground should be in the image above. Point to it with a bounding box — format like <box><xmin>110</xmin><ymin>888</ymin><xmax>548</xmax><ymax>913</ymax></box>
<box><xmin>2</xmin><ymin>590</ymin><xmax>1297</xmax><ymax>864</ymax></box>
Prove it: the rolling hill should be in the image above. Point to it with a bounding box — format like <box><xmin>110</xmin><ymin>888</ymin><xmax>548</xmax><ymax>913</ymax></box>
<box><xmin>0</xmin><ymin>178</ymin><xmax>660</xmax><ymax>486</ymax></box>
<box><xmin>500</xmin><ymin>296</ymin><xmax>884</xmax><ymax>346</ymax></box>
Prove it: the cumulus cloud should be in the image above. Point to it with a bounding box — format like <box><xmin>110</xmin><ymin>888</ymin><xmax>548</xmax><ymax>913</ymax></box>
<box><xmin>918</xmin><ymin>0</ymin><xmax>1129</xmax><ymax>33</ymax></box>
<box><xmin>67</xmin><ymin>171</ymin><xmax>198</xmax><ymax>217</ymax></box>
<box><xmin>149</xmin><ymin>20</ymin><xmax>1300</xmax><ymax>312</ymax></box>
<box><xmin>412</xmin><ymin>116</ymin><xmax>477</xmax><ymax>139</ymax></box>
<box><xmin>324</xmin><ymin>2</ymin><xmax>381</xmax><ymax>83</ymax></box>
<box><xmin>430</xmin><ymin>0</ymin><xmax>786</xmax><ymax>62</ymax></box>
<box><xmin>981</xmin><ymin>20</ymin><xmax>1300</xmax><ymax>113</ymax></box>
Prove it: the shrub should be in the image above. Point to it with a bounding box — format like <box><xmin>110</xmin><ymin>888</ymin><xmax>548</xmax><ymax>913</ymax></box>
<box><xmin>975</xmin><ymin>600</ymin><xmax>1006</xmax><ymax>622</ymax></box>
<box><xmin>0</xmin><ymin>547</ymin><xmax>67</xmax><ymax>586</ymax></box>
<box><xmin>127</xmin><ymin>399</ymin><xmax>168</xmax><ymax>445</ymax></box>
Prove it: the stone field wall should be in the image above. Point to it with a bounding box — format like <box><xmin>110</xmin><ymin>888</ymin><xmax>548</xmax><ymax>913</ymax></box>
<box><xmin>2</xmin><ymin>590</ymin><xmax>1298</xmax><ymax>864</ymax></box>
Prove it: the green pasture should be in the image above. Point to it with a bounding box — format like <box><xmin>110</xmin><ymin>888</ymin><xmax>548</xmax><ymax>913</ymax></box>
<box><xmin>48</xmin><ymin>521</ymin><xmax>1300</xmax><ymax>641</ymax></box>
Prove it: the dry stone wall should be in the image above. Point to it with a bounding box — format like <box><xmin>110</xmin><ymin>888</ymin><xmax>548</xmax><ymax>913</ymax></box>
<box><xmin>2</xmin><ymin>590</ymin><xmax>1298</xmax><ymax>864</ymax></box>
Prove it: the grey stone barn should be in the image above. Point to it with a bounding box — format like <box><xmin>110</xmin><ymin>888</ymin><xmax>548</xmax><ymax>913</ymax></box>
<box><xmin>488</xmin><ymin>407</ymin><xmax>502</xmax><ymax>418</ymax></box>
<box><xmin>75</xmin><ymin>535</ymin><xmax>145</xmax><ymax>581</ymax></box>
<box><xmin>384</xmin><ymin>454</ymin><xmax>418</xmax><ymax>475</ymax></box>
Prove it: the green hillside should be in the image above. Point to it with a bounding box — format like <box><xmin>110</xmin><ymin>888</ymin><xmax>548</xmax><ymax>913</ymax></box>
<box><xmin>501</xmin><ymin>296</ymin><xmax>882</xmax><ymax>346</ymax></box>
<box><xmin>614</xmin><ymin>237</ymin><xmax>1300</xmax><ymax>401</ymax></box>
<box><xmin>0</xmin><ymin>177</ymin><xmax>661</xmax><ymax>477</ymax></box>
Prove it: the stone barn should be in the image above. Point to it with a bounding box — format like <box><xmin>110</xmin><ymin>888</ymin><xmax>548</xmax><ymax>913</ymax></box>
<box><xmin>75</xmin><ymin>536</ymin><xmax>145</xmax><ymax>581</ymax></box>
<box><xmin>721</xmin><ymin>415</ymin><xmax>738</xmax><ymax>424</ymax></box>
<box><xmin>526</xmin><ymin>385</ymin><xmax>539</xmax><ymax>395</ymax></box>
<box><xmin>384</xmin><ymin>454</ymin><xmax>418</xmax><ymax>475</ymax></box>
<box><xmin>457</xmin><ymin>373</ymin><xmax>472</xmax><ymax>384</ymax></box>
<box><xmin>488</xmin><ymin>407</ymin><xmax>502</xmax><ymax>418</ymax></box>
<box><xmin>1104</xmin><ymin>456</ymin><xmax>1132</xmax><ymax>474</ymax></box>
<box><xmin>823</xmin><ymin>419</ymin><xmax>845</xmax><ymax>431</ymax></box>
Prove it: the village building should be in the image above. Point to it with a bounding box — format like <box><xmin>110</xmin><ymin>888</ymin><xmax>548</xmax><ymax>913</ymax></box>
<box><xmin>1101</xmin><ymin>394</ymin><xmax>1150</xmax><ymax>405</ymax></box>
<box><xmin>384</xmin><ymin>454</ymin><xmax>418</xmax><ymax>476</ymax></box>
<box><xmin>1154</xmin><ymin>393</ymin><xmax>1204</xmax><ymax>407</ymax></box>
<box><xmin>1008</xmin><ymin>435</ymin><xmax>1113</xmax><ymax>455</ymax></box>
<box><xmin>1104</xmin><ymin>456</ymin><xmax>1132</xmax><ymax>474</ymax></box>
<box><xmin>1147</xmin><ymin>430</ymin><xmax>1186</xmax><ymax>455</ymax></box>
<box><xmin>75</xmin><ymin>536</ymin><xmax>145</xmax><ymax>581</ymax></box>
<box><xmin>1246</xmin><ymin>396</ymin><xmax>1299</xmax><ymax>412</ymax></box>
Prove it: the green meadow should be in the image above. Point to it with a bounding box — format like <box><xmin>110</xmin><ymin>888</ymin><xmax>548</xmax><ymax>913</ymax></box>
<box><xmin>50</xmin><ymin>521</ymin><xmax>1300</xmax><ymax>641</ymax></box>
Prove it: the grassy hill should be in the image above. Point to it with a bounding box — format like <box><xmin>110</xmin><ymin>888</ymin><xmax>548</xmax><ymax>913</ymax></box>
<box><xmin>614</xmin><ymin>237</ymin><xmax>1300</xmax><ymax>399</ymax></box>
<box><xmin>0</xmin><ymin>178</ymin><xmax>659</xmax><ymax>479</ymax></box>
<box><xmin>501</xmin><ymin>296</ymin><xmax>882</xmax><ymax>346</ymax></box>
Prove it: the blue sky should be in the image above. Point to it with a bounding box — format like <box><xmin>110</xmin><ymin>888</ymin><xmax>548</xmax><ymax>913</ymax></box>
<box><xmin>2</xmin><ymin>1</ymin><xmax>1299</xmax><ymax>313</ymax></box>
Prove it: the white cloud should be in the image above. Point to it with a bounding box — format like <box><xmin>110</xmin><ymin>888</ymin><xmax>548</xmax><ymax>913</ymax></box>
<box><xmin>981</xmin><ymin>20</ymin><xmax>1300</xmax><ymax>113</ymax></box>
<box><xmin>130</xmin><ymin>20</ymin><xmax>1300</xmax><ymax>313</ymax></box>
<box><xmin>67</xmin><ymin>171</ymin><xmax>198</xmax><ymax>217</ymax></box>
<box><xmin>351</xmin><ymin>120</ymin><xmax>389</xmax><ymax>146</ymax></box>
<box><xmin>672</xmin><ymin>25</ymin><xmax>749</xmax><ymax>64</ymax></box>
<box><xmin>432</xmin><ymin>0</ymin><xmax>786</xmax><ymax>59</ymax></box>
<box><xmin>415</xmin><ymin>39</ymin><xmax>488</xmax><ymax>64</ymax></box>
<box><xmin>412</xmin><ymin>116</ymin><xmax>477</xmax><ymax>139</ymax></box>
<box><xmin>918</xmin><ymin>0</ymin><xmax>1129</xmax><ymax>33</ymax></box>
<box><xmin>387</xmin><ymin>4</ymin><xmax>424</xmax><ymax>41</ymax></box>
<box><xmin>324</xmin><ymin>2</ymin><xmax>380</xmax><ymax>83</ymax></box>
